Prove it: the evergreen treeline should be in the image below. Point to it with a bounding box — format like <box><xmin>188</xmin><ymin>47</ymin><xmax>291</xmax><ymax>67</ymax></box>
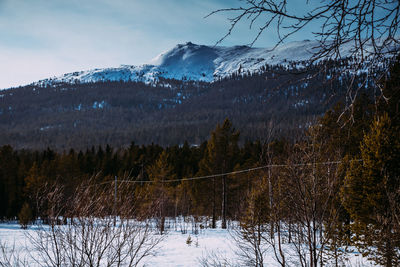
<box><xmin>0</xmin><ymin>134</ymin><xmax>260</xmax><ymax>221</ymax></box>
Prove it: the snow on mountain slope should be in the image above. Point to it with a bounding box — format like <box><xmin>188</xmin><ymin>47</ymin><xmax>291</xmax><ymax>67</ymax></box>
<box><xmin>33</xmin><ymin>40</ymin><xmax>359</xmax><ymax>86</ymax></box>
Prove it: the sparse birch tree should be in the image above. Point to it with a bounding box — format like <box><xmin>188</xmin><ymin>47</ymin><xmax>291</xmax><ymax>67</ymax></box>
<box><xmin>28</xmin><ymin>177</ymin><xmax>163</xmax><ymax>267</ymax></box>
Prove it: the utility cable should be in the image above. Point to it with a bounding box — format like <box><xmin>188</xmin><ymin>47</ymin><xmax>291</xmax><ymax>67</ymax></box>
<box><xmin>107</xmin><ymin>158</ymin><xmax>363</xmax><ymax>184</ymax></box>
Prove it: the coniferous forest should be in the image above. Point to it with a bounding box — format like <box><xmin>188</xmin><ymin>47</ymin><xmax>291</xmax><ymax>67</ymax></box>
<box><xmin>0</xmin><ymin>59</ymin><xmax>381</xmax><ymax>150</ymax></box>
<box><xmin>1</xmin><ymin>58</ymin><xmax>399</xmax><ymax>266</ymax></box>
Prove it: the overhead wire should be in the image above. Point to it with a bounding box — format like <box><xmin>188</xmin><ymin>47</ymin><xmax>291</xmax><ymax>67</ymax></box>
<box><xmin>101</xmin><ymin>158</ymin><xmax>363</xmax><ymax>184</ymax></box>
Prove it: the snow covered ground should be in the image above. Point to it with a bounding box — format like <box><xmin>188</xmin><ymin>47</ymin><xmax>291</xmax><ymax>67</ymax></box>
<box><xmin>143</xmin><ymin>227</ymin><xmax>237</xmax><ymax>266</ymax></box>
<box><xmin>0</xmin><ymin>220</ymin><xmax>377</xmax><ymax>266</ymax></box>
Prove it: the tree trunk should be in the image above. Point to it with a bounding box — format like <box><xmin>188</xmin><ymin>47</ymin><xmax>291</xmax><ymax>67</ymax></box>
<box><xmin>385</xmin><ymin>234</ymin><xmax>393</xmax><ymax>267</ymax></box>
<box><xmin>212</xmin><ymin>177</ymin><xmax>216</xmax><ymax>228</ymax></box>
<box><xmin>161</xmin><ymin>216</ymin><xmax>165</xmax><ymax>234</ymax></box>
<box><xmin>222</xmin><ymin>175</ymin><xmax>227</xmax><ymax>229</ymax></box>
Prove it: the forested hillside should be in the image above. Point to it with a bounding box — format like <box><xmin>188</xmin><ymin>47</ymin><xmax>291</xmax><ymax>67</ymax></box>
<box><xmin>0</xmin><ymin>59</ymin><xmax>378</xmax><ymax>149</ymax></box>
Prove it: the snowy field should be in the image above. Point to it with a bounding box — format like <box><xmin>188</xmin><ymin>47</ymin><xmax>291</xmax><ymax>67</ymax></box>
<box><xmin>0</xmin><ymin>220</ymin><xmax>377</xmax><ymax>266</ymax></box>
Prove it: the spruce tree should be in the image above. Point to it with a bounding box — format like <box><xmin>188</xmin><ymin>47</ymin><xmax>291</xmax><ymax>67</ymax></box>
<box><xmin>146</xmin><ymin>150</ymin><xmax>176</xmax><ymax>234</ymax></box>
<box><xmin>18</xmin><ymin>202</ymin><xmax>33</xmax><ymax>229</ymax></box>
<box><xmin>341</xmin><ymin>113</ymin><xmax>400</xmax><ymax>266</ymax></box>
<box><xmin>196</xmin><ymin>118</ymin><xmax>239</xmax><ymax>229</ymax></box>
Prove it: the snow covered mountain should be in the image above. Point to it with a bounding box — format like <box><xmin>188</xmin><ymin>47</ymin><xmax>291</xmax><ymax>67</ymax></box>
<box><xmin>34</xmin><ymin>40</ymin><xmax>339</xmax><ymax>86</ymax></box>
<box><xmin>34</xmin><ymin>38</ymin><xmax>394</xmax><ymax>87</ymax></box>
<box><xmin>2</xmin><ymin>40</ymin><xmax>384</xmax><ymax>149</ymax></box>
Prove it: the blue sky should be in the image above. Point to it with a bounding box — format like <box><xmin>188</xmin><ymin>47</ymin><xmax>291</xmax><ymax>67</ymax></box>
<box><xmin>0</xmin><ymin>0</ymin><xmax>317</xmax><ymax>89</ymax></box>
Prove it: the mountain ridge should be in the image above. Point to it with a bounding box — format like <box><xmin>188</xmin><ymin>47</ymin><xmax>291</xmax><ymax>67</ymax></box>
<box><xmin>32</xmin><ymin>40</ymin><xmax>339</xmax><ymax>87</ymax></box>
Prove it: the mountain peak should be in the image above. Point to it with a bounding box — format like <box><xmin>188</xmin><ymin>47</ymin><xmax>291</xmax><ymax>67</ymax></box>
<box><xmin>32</xmin><ymin>39</ymin><xmax>354</xmax><ymax>87</ymax></box>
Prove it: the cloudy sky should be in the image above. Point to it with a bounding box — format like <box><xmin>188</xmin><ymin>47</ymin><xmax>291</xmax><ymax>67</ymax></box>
<box><xmin>0</xmin><ymin>0</ymin><xmax>316</xmax><ymax>89</ymax></box>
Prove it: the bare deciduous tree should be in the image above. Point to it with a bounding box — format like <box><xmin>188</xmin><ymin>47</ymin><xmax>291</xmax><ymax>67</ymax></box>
<box><xmin>0</xmin><ymin>241</ymin><xmax>28</xmax><ymax>267</ymax></box>
<box><xmin>27</xmin><ymin>177</ymin><xmax>163</xmax><ymax>267</ymax></box>
<box><xmin>209</xmin><ymin>0</ymin><xmax>399</xmax><ymax>63</ymax></box>
<box><xmin>231</xmin><ymin>128</ymin><xmax>350</xmax><ymax>267</ymax></box>
<box><xmin>198</xmin><ymin>249</ymin><xmax>238</xmax><ymax>267</ymax></box>
<box><xmin>232</xmin><ymin>178</ymin><xmax>270</xmax><ymax>267</ymax></box>
<box><xmin>283</xmin><ymin>141</ymin><xmax>340</xmax><ymax>267</ymax></box>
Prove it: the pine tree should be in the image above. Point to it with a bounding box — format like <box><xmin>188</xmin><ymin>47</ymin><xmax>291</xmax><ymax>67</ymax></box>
<box><xmin>146</xmin><ymin>150</ymin><xmax>176</xmax><ymax>234</ymax></box>
<box><xmin>196</xmin><ymin>119</ymin><xmax>239</xmax><ymax>228</ymax></box>
<box><xmin>24</xmin><ymin>162</ymin><xmax>48</xmax><ymax>220</ymax></box>
<box><xmin>18</xmin><ymin>202</ymin><xmax>33</xmax><ymax>229</ymax></box>
<box><xmin>341</xmin><ymin>113</ymin><xmax>400</xmax><ymax>266</ymax></box>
